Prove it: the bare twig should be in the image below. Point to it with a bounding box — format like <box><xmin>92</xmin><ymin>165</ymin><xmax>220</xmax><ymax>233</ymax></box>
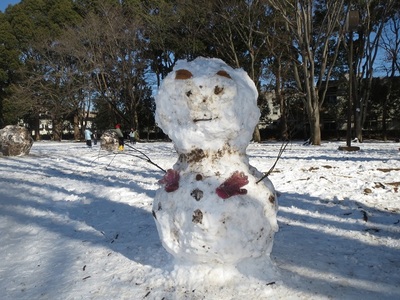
<box><xmin>90</xmin><ymin>152</ymin><xmax>117</xmax><ymax>164</ymax></box>
<box><xmin>124</xmin><ymin>144</ymin><xmax>166</xmax><ymax>173</ymax></box>
<box><xmin>90</xmin><ymin>145</ymin><xmax>166</xmax><ymax>173</ymax></box>
<box><xmin>256</xmin><ymin>141</ymin><xmax>289</xmax><ymax>184</ymax></box>
<box><xmin>106</xmin><ymin>152</ymin><xmax>118</xmax><ymax>169</ymax></box>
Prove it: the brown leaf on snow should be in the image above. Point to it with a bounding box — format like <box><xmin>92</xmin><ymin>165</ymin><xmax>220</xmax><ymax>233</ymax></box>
<box><xmin>387</xmin><ymin>182</ymin><xmax>400</xmax><ymax>193</ymax></box>
<box><xmin>364</xmin><ymin>188</ymin><xmax>372</xmax><ymax>195</ymax></box>
<box><xmin>374</xmin><ymin>182</ymin><xmax>386</xmax><ymax>189</ymax></box>
<box><xmin>377</xmin><ymin>168</ymin><xmax>400</xmax><ymax>173</ymax></box>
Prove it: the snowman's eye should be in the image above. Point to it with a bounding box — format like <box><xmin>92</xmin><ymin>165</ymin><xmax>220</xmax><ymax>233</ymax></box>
<box><xmin>214</xmin><ymin>86</ymin><xmax>224</xmax><ymax>95</ymax></box>
<box><xmin>216</xmin><ymin>70</ymin><xmax>231</xmax><ymax>79</ymax></box>
<box><xmin>175</xmin><ymin>69</ymin><xmax>193</xmax><ymax>80</ymax></box>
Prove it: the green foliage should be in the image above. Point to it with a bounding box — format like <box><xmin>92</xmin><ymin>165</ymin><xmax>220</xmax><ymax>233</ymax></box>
<box><xmin>92</xmin><ymin>99</ymin><xmax>116</xmax><ymax>131</ymax></box>
<box><xmin>0</xmin><ymin>14</ymin><xmax>19</xmax><ymax>84</ymax></box>
<box><xmin>0</xmin><ymin>13</ymin><xmax>21</xmax><ymax>126</ymax></box>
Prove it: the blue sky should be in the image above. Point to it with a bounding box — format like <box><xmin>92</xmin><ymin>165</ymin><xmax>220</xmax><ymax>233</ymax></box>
<box><xmin>0</xmin><ymin>0</ymin><xmax>20</xmax><ymax>12</ymax></box>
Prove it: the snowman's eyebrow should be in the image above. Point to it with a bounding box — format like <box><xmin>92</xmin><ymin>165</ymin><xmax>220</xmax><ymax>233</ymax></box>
<box><xmin>216</xmin><ymin>70</ymin><xmax>231</xmax><ymax>79</ymax></box>
<box><xmin>175</xmin><ymin>69</ymin><xmax>193</xmax><ymax>80</ymax></box>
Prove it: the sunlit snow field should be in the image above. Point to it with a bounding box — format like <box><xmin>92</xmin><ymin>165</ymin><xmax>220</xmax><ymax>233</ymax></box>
<box><xmin>0</xmin><ymin>140</ymin><xmax>399</xmax><ymax>299</ymax></box>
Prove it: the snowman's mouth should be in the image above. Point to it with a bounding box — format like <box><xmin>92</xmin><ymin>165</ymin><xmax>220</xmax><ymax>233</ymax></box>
<box><xmin>193</xmin><ymin>117</ymin><xmax>213</xmax><ymax>123</ymax></box>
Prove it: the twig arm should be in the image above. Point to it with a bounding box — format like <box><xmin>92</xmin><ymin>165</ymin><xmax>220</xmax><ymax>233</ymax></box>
<box><xmin>256</xmin><ymin>141</ymin><xmax>289</xmax><ymax>184</ymax></box>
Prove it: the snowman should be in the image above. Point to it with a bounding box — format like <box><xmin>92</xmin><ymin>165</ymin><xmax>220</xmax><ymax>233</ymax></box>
<box><xmin>153</xmin><ymin>57</ymin><xmax>278</xmax><ymax>279</ymax></box>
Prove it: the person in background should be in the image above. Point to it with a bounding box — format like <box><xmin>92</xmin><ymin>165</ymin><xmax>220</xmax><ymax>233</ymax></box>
<box><xmin>129</xmin><ymin>128</ymin><xmax>137</xmax><ymax>144</ymax></box>
<box><xmin>115</xmin><ymin>124</ymin><xmax>124</xmax><ymax>150</ymax></box>
<box><xmin>84</xmin><ymin>127</ymin><xmax>92</xmax><ymax>148</ymax></box>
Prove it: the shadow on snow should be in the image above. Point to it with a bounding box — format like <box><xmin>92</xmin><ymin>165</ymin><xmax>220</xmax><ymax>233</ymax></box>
<box><xmin>272</xmin><ymin>191</ymin><xmax>400</xmax><ymax>299</ymax></box>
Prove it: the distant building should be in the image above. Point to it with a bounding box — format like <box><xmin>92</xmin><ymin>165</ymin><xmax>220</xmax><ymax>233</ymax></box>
<box><xmin>19</xmin><ymin>111</ymin><xmax>97</xmax><ymax>140</ymax></box>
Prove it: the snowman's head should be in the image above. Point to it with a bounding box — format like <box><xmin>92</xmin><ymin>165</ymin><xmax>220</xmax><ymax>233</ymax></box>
<box><xmin>155</xmin><ymin>57</ymin><xmax>260</xmax><ymax>154</ymax></box>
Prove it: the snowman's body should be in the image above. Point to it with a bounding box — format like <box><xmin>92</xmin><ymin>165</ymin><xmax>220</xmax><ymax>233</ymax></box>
<box><xmin>153</xmin><ymin>57</ymin><xmax>278</xmax><ymax>268</ymax></box>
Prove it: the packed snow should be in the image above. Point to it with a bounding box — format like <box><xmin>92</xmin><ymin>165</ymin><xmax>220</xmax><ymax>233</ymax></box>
<box><xmin>1</xmin><ymin>140</ymin><xmax>399</xmax><ymax>299</ymax></box>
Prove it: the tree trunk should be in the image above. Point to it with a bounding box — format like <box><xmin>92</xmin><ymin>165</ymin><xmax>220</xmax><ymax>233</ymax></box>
<box><xmin>304</xmin><ymin>85</ymin><xmax>322</xmax><ymax>146</ymax></box>
<box><xmin>52</xmin><ymin>118</ymin><xmax>62</xmax><ymax>141</ymax></box>
<box><xmin>354</xmin><ymin>107</ymin><xmax>363</xmax><ymax>142</ymax></box>
<box><xmin>309</xmin><ymin>109</ymin><xmax>321</xmax><ymax>145</ymax></box>
<box><xmin>73</xmin><ymin>113</ymin><xmax>81</xmax><ymax>140</ymax></box>
<box><xmin>383</xmin><ymin>66</ymin><xmax>396</xmax><ymax>141</ymax></box>
<box><xmin>134</xmin><ymin>110</ymin><xmax>139</xmax><ymax>130</ymax></box>
<box><xmin>306</xmin><ymin>91</ymin><xmax>322</xmax><ymax>145</ymax></box>
<box><xmin>382</xmin><ymin>96</ymin><xmax>388</xmax><ymax>141</ymax></box>
<box><xmin>34</xmin><ymin>116</ymin><xmax>40</xmax><ymax>141</ymax></box>
<box><xmin>279</xmin><ymin>96</ymin><xmax>288</xmax><ymax>140</ymax></box>
<box><xmin>353</xmin><ymin>62</ymin><xmax>363</xmax><ymax>143</ymax></box>
<box><xmin>253</xmin><ymin>125</ymin><xmax>261</xmax><ymax>143</ymax></box>
<box><xmin>274</xmin><ymin>60</ymin><xmax>288</xmax><ymax>140</ymax></box>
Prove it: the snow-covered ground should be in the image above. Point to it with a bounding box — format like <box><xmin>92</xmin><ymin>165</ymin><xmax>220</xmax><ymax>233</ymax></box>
<box><xmin>0</xmin><ymin>140</ymin><xmax>399</xmax><ymax>299</ymax></box>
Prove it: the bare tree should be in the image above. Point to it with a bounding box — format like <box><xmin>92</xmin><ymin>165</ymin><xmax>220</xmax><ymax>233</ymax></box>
<box><xmin>352</xmin><ymin>0</ymin><xmax>396</xmax><ymax>142</ymax></box>
<box><xmin>379</xmin><ymin>10</ymin><xmax>400</xmax><ymax>140</ymax></box>
<box><xmin>261</xmin><ymin>9</ymin><xmax>297</xmax><ymax>140</ymax></box>
<box><xmin>267</xmin><ymin>0</ymin><xmax>346</xmax><ymax>145</ymax></box>
<box><xmin>60</xmin><ymin>2</ymin><xmax>149</xmax><ymax>130</ymax></box>
<box><xmin>209</xmin><ymin>0</ymin><xmax>272</xmax><ymax>141</ymax></box>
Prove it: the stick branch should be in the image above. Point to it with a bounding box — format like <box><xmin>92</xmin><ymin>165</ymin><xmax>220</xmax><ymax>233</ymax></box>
<box><xmin>256</xmin><ymin>141</ymin><xmax>289</xmax><ymax>184</ymax></box>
